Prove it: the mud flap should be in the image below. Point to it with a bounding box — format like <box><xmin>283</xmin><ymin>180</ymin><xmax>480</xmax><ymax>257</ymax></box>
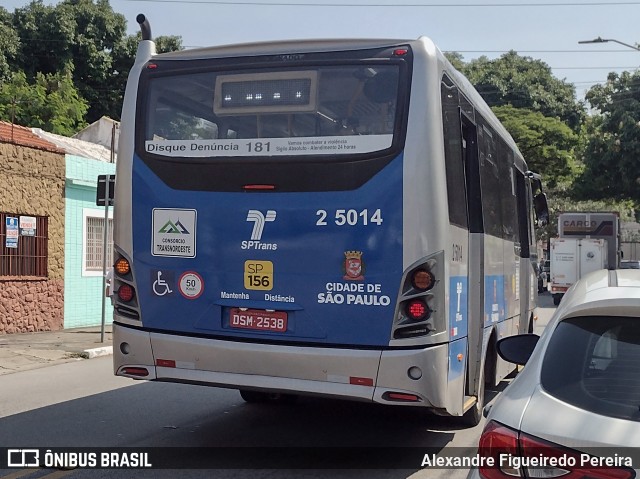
<box><xmin>446</xmin><ymin>336</ymin><xmax>468</xmax><ymax>416</ymax></box>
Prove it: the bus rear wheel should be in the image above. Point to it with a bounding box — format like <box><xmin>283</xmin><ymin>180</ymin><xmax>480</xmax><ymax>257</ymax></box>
<box><xmin>239</xmin><ymin>390</ymin><xmax>298</xmax><ymax>404</ymax></box>
<box><xmin>239</xmin><ymin>389</ymin><xmax>268</xmax><ymax>403</ymax></box>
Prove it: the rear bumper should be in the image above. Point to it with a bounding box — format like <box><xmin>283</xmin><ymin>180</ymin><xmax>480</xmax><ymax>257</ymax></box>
<box><xmin>113</xmin><ymin>322</ymin><xmax>449</xmax><ymax>409</ymax></box>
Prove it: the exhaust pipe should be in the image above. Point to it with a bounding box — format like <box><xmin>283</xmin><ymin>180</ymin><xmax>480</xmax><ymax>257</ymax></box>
<box><xmin>136</xmin><ymin>14</ymin><xmax>152</xmax><ymax>41</ymax></box>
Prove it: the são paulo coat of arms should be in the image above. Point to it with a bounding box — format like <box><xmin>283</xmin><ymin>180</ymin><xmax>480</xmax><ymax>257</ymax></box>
<box><xmin>343</xmin><ymin>251</ymin><xmax>365</xmax><ymax>281</ymax></box>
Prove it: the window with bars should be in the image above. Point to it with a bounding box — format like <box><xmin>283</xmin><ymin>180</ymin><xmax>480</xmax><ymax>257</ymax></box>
<box><xmin>0</xmin><ymin>212</ymin><xmax>48</xmax><ymax>277</ymax></box>
<box><xmin>85</xmin><ymin>215</ymin><xmax>114</xmax><ymax>272</ymax></box>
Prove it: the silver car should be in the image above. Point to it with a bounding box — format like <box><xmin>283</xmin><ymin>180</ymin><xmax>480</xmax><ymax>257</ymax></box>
<box><xmin>468</xmin><ymin>268</ymin><xmax>640</xmax><ymax>479</ymax></box>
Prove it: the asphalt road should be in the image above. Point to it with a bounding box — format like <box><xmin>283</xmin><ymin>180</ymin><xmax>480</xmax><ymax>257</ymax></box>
<box><xmin>0</xmin><ymin>294</ymin><xmax>558</xmax><ymax>479</ymax></box>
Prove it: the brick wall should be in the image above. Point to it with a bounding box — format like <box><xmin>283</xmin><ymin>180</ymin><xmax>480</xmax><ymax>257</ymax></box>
<box><xmin>0</xmin><ymin>142</ymin><xmax>65</xmax><ymax>333</ymax></box>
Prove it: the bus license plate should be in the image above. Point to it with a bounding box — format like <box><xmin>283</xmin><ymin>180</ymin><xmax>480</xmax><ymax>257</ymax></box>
<box><xmin>229</xmin><ymin>309</ymin><xmax>287</xmax><ymax>333</ymax></box>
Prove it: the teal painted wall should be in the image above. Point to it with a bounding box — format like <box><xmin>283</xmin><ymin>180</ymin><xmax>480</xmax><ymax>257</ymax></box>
<box><xmin>64</xmin><ymin>155</ymin><xmax>116</xmax><ymax>328</ymax></box>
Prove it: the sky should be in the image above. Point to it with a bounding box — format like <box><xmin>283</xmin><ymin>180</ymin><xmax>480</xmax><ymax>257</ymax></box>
<box><xmin>4</xmin><ymin>0</ymin><xmax>640</xmax><ymax>102</ymax></box>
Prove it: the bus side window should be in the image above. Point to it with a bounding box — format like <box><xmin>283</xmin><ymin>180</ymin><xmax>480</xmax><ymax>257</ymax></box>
<box><xmin>478</xmin><ymin>122</ymin><xmax>502</xmax><ymax>238</ymax></box>
<box><xmin>498</xmin><ymin>140</ymin><xmax>518</xmax><ymax>242</ymax></box>
<box><xmin>441</xmin><ymin>77</ymin><xmax>468</xmax><ymax>229</ymax></box>
<box><xmin>515</xmin><ymin>170</ymin><xmax>531</xmax><ymax>258</ymax></box>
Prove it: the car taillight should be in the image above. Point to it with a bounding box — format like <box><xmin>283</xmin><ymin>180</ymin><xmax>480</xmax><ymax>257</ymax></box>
<box><xmin>478</xmin><ymin>421</ymin><xmax>520</xmax><ymax>479</ymax></box>
<box><xmin>478</xmin><ymin>421</ymin><xmax>636</xmax><ymax>479</ymax></box>
<box><xmin>118</xmin><ymin>284</ymin><xmax>135</xmax><ymax>302</ymax></box>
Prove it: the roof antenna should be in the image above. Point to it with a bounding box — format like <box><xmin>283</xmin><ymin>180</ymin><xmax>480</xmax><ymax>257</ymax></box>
<box><xmin>136</xmin><ymin>14</ymin><xmax>152</xmax><ymax>41</ymax></box>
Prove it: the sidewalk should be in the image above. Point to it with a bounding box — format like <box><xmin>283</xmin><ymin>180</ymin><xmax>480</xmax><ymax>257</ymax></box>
<box><xmin>0</xmin><ymin>326</ymin><xmax>113</xmax><ymax>376</ymax></box>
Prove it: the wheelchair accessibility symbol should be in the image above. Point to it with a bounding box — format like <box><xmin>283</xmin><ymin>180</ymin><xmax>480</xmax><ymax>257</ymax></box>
<box><xmin>152</xmin><ymin>270</ymin><xmax>174</xmax><ymax>296</ymax></box>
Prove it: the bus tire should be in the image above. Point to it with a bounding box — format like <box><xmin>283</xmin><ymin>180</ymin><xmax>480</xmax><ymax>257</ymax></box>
<box><xmin>239</xmin><ymin>389</ymin><xmax>268</xmax><ymax>403</ymax></box>
<box><xmin>240</xmin><ymin>390</ymin><xmax>298</xmax><ymax>404</ymax></box>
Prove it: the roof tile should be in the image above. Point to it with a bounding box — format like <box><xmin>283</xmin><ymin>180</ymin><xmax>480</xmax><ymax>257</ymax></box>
<box><xmin>0</xmin><ymin>121</ymin><xmax>65</xmax><ymax>154</ymax></box>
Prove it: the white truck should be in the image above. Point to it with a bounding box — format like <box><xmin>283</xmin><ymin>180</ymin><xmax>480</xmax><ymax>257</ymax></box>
<box><xmin>557</xmin><ymin>212</ymin><xmax>620</xmax><ymax>269</ymax></box>
<box><xmin>549</xmin><ymin>237</ymin><xmax>608</xmax><ymax>305</ymax></box>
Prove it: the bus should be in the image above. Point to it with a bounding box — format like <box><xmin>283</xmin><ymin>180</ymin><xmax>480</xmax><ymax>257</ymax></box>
<box><xmin>112</xmin><ymin>14</ymin><xmax>549</xmax><ymax>426</ymax></box>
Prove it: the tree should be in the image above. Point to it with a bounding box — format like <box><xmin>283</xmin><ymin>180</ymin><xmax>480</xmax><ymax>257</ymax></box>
<box><xmin>109</xmin><ymin>33</ymin><xmax>183</xmax><ymax>119</ymax></box>
<box><xmin>0</xmin><ymin>71</ymin><xmax>88</xmax><ymax>136</ymax></box>
<box><xmin>462</xmin><ymin>51</ymin><xmax>584</xmax><ymax>131</ymax></box>
<box><xmin>11</xmin><ymin>1</ymin><xmax>72</xmax><ymax>78</ymax></box>
<box><xmin>0</xmin><ymin>7</ymin><xmax>19</xmax><ymax>83</ymax></box>
<box><xmin>577</xmin><ymin>71</ymin><xmax>640</xmax><ymax>202</ymax></box>
<box><xmin>12</xmin><ymin>0</ymin><xmax>126</xmax><ymax>123</ymax></box>
<box><xmin>444</xmin><ymin>51</ymin><xmax>465</xmax><ymax>71</ymax></box>
<box><xmin>9</xmin><ymin>0</ymin><xmax>182</xmax><ymax>125</ymax></box>
<box><xmin>492</xmin><ymin>105</ymin><xmax>580</xmax><ymax>190</ymax></box>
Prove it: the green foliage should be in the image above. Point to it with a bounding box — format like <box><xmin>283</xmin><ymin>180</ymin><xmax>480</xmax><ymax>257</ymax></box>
<box><xmin>109</xmin><ymin>32</ymin><xmax>183</xmax><ymax>120</ymax></box>
<box><xmin>455</xmin><ymin>50</ymin><xmax>638</xmax><ymax>228</ymax></box>
<box><xmin>444</xmin><ymin>51</ymin><xmax>465</xmax><ymax>71</ymax></box>
<box><xmin>462</xmin><ymin>51</ymin><xmax>585</xmax><ymax>131</ymax></box>
<box><xmin>0</xmin><ymin>71</ymin><xmax>88</xmax><ymax>136</ymax></box>
<box><xmin>9</xmin><ymin>0</ymin><xmax>182</xmax><ymax>124</ymax></box>
<box><xmin>0</xmin><ymin>7</ymin><xmax>19</xmax><ymax>83</ymax></box>
<box><xmin>577</xmin><ymin>71</ymin><xmax>640</xmax><ymax>203</ymax></box>
<box><xmin>492</xmin><ymin>105</ymin><xmax>580</xmax><ymax>190</ymax></box>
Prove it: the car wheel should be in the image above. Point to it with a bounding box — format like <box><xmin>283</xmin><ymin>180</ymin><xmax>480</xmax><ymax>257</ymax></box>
<box><xmin>553</xmin><ymin>294</ymin><xmax>561</xmax><ymax>306</ymax></box>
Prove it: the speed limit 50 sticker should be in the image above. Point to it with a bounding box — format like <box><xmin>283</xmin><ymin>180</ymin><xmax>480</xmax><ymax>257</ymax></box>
<box><xmin>178</xmin><ymin>271</ymin><xmax>204</xmax><ymax>299</ymax></box>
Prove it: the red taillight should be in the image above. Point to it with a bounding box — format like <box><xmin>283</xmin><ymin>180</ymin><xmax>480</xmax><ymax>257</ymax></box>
<box><xmin>478</xmin><ymin>421</ymin><xmax>520</xmax><ymax>479</ymax></box>
<box><xmin>118</xmin><ymin>284</ymin><xmax>135</xmax><ymax>302</ymax></box>
<box><xmin>478</xmin><ymin>421</ymin><xmax>636</xmax><ymax>479</ymax></box>
<box><xmin>243</xmin><ymin>184</ymin><xmax>276</xmax><ymax>191</ymax></box>
<box><xmin>406</xmin><ymin>299</ymin><xmax>429</xmax><ymax>321</ymax></box>
<box><xmin>393</xmin><ymin>48</ymin><xmax>409</xmax><ymax>56</ymax></box>
<box><xmin>387</xmin><ymin>393</ymin><xmax>420</xmax><ymax>402</ymax></box>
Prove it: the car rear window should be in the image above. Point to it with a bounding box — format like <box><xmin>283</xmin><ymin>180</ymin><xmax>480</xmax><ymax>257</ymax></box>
<box><xmin>541</xmin><ymin>316</ymin><xmax>640</xmax><ymax>422</ymax></box>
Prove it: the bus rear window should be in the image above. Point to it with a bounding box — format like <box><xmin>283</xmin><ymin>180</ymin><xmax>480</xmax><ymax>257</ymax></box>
<box><xmin>141</xmin><ymin>65</ymin><xmax>400</xmax><ymax>158</ymax></box>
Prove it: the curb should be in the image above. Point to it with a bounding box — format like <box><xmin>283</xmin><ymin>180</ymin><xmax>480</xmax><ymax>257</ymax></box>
<box><xmin>81</xmin><ymin>346</ymin><xmax>114</xmax><ymax>359</ymax></box>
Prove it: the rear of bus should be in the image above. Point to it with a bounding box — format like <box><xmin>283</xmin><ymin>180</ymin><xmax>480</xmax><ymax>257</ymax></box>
<box><xmin>113</xmin><ymin>36</ymin><xmax>455</xmax><ymax>411</ymax></box>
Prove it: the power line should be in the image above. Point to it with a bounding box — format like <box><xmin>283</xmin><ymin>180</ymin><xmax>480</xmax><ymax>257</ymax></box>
<box><xmin>447</xmin><ymin>50</ymin><xmax>640</xmax><ymax>54</ymax></box>
<box><xmin>553</xmin><ymin>66</ymin><xmax>640</xmax><ymax>69</ymax></box>
<box><xmin>122</xmin><ymin>0</ymin><xmax>640</xmax><ymax>5</ymax></box>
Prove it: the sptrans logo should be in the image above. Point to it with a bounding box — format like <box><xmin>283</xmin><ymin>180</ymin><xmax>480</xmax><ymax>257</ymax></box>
<box><xmin>242</xmin><ymin>210</ymin><xmax>278</xmax><ymax>250</ymax></box>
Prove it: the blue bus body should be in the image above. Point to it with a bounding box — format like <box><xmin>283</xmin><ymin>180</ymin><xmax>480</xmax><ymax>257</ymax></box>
<box><xmin>130</xmin><ymin>155</ymin><xmax>403</xmax><ymax>346</ymax></box>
